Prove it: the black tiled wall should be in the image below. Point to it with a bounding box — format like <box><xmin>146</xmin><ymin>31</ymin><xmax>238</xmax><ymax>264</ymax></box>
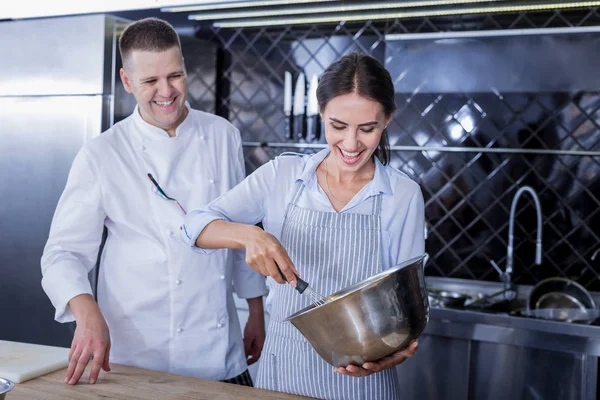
<box><xmin>184</xmin><ymin>10</ymin><xmax>600</xmax><ymax>289</ymax></box>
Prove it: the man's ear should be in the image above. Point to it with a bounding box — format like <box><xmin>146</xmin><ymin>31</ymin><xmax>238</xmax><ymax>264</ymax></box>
<box><xmin>120</xmin><ymin>68</ymin><xmax>133</xmax><ymax>93</ymax></box>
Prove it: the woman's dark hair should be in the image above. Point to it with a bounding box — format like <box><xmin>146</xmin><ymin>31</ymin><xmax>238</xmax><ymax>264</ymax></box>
<box><xmin>317</xmin><ymin>52</ymin><xmax>395</xmax><ymax>165</ymax></box>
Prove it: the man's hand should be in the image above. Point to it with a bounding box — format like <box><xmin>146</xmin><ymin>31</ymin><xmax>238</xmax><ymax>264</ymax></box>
<box><xmin>66</xmin><ymin>294</ymin><xmax>111</xmax><ymax>384</ymax></box>
<box><xmin>243</xmin><ymin>297</ymin><xmax>266</xmax><ymax>365</ymax></box>
<box><xmin>334</xmin><ymin>341</ymin><xmax>418</xmax><ymax>377</ymax></box>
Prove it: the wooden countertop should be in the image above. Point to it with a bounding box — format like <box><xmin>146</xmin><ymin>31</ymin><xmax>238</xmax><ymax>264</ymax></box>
<box><xmin>9</xmin><ymin>364</ymin><xmax>314</xmax><ymax>399</ymax></box>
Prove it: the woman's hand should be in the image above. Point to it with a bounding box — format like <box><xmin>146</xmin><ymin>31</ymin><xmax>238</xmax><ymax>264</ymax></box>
<box><xmin>334</xmin><ymin>340</ymin><xmax>418</xmax><ymax>377</ymax></box>
<box><xmin>195</xmin><ymin>220</ymin><xmax>299</xmax><ymax>284</ymax></box>
<box><xmin>244</xmin><ymin>226</ymin><xmax>300</xmax><ymax>284</ymax></box>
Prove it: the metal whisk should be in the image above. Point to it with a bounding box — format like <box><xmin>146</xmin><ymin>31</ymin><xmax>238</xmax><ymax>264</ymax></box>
<box><xmin>277</xmin><ymin>266</ymin><xmax>328</xmax><ymax>306</ymax></box>
<box><xmin>298</xmin><ymin>282</ymin><xmax>328</xmax><ymax>307</ymax></box>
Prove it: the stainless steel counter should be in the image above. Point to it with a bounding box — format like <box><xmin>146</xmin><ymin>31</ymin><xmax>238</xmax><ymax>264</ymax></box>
<box><xmin>428</xmin><ymin>307</ymin><xmax>600</xmax><ymax>355</ymax></box>
<box><xmin>394</xmin><ymin>277</ymin><xmax>599</xmax><ymax>400</ymax></box>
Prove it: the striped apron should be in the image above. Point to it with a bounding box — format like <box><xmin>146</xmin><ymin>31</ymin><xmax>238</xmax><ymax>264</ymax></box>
<box><xmin>256</xmin><ymin>183</ymin><xmax>400</xmax><ymax>400</ymax></box>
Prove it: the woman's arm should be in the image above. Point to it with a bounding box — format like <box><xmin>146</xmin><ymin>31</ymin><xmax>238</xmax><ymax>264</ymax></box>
<box><xmin>197</xmin><ymin>220</ymin><xmax>299</xmax><ymax>284</ymax></box>
<box><xmin>183</xmin><ymin>161</ymin><xmax>273</xmax><ymax>244</ymax></box>
<box><xmin>183</xmin><ymin>158</ymin><xmax>300</xmax><ymax>284</ymax></box>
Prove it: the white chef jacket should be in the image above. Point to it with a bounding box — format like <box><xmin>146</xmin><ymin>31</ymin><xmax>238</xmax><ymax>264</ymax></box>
<box><xmin>182</xmin><ymin>149</ymin><xmax>425</xmax><ymax>313</ymax></box>
<box><xmin>41</xmin><ymin>104</ymin><xmax>267</xmax><ymax>380</ymax></box>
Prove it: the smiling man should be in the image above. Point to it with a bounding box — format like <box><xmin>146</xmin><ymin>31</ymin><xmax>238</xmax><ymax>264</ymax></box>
<box><xmin>41</xmin><ymin>18</ymin><xmax>267</xmax><ymax>387</ymax></box>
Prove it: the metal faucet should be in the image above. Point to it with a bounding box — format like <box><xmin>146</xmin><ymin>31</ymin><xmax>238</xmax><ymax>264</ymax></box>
<box><xmin>490</xmin><ymin>186</ymin><xmax>543</xmax><ymax>298</ymax></box>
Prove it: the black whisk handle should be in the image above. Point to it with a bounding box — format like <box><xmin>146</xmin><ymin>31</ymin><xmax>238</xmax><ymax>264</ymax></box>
<box><xmin>295</xmin><ymin>277</ymin><xmax>308</xmax><ymax>294</ymax></box>
<box><xmin>276</xmin><ymin>264</ymin><xmax>308</xmax><ymax>294</ymax></box>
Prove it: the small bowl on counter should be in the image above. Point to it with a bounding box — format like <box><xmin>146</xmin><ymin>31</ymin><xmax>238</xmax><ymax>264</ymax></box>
<box><xmin>0</xmin><ymin>377</ymin><xmax>14</xmax><ymax>400</ymax></box>
<box><xmin>528</xmin><ymin>278</ymin><xmax>596</xmax><ymax>311</ymax></box>
<box><xmin>285</xmin><ymin>254</ymin><xmax>429</xmax><ymax>368</ymax></box>
<box><xmin>506</xmin><ymin>277</ymin><xmax>600</xmax><ymax>324</ymax></box>
<box><xmin>535</xmin><ymin>292</ymin><xmax>587</xmax><ymax>310</ymax></box>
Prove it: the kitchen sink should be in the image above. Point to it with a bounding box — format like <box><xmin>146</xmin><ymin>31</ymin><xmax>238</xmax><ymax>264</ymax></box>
<box><xmin>426</xmin><ymin>276</ymin><xmax>600</xmax><ymax>324</ymax></box>
<box><xmin>426</xmin><ymin>276</ymin><xmax>529</xmax><ymax>315</ymax></box>
<box><xmin>464</xmin><ymin>296</ymin><xmax>526</xmax><ymax>314</ymax></box>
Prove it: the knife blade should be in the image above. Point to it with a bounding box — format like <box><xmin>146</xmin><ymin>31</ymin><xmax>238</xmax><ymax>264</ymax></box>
<box><xmin>293</xmin><ymin>72</ymin><xmax>306</xmax><ymax>140</ymax></box>
<box><xmin>306</xmin><ymin>74</ymin><xmax>320</xmax><ymax>143</ymax></box>
<box><xmin>284</xmin><ymin>71</ymin><xmax>293</xmax><ymax>140</ymax></box>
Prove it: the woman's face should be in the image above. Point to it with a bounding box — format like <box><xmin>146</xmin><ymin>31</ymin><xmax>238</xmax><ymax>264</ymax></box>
<box><xmin>321</xmin><ymin>92</ymin><xmax>391</xmax><ymax>174</ymax></box>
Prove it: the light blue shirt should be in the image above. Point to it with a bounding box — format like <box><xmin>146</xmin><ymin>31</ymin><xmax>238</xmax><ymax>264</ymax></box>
<box><xmin>183</xmin><ymin>148</ymin><xmax>425</xmax><ymax>274</ymax></box>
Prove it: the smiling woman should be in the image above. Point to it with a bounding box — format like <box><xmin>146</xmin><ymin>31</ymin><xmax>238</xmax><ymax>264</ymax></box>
<box><xmin>317</xmin><ymin>52</ymin><xmax>395</xmax><ymax>165</ymax></box>
<box><xmin>182</xmin><ymin>52</ymin><xmax>426</xmax><ymax>400</ymax></box>
<box><xmin>318</xmin><ymin>91</ymin><xmax>390</xmax><ymax>210</ymax></box>
<box><xmin>311</xmin><ymin>53</ymin><xmax>396</xmax><ymax>211</ymax></box>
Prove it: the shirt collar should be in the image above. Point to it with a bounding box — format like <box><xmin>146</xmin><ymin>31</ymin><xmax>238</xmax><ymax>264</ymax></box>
<box><xmin>298</xmin><ymin>148</ymin><xmax>393</xmax><ymax>196</ymax></box>
<box><xmin>132</xmin><ymin>101</ymin><xmax>193</xmax><ymax>140</ymax></box>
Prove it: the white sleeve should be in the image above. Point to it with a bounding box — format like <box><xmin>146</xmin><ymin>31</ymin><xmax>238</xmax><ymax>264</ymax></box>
<box><xmin>181</xmin><ymin>151</ymin><xmax>277</xmax><ymax>253</ymax></box>
<box><xmin>393</xmin><ymin>187</ymin><xmax>426</xmax><ymax>264</ymax></box>
<box><xmin>229</xmin><ymin>129</ymin><xmax>267</xmax><ymax>299</ymax></box>
<box><xmin>40</xmin><ymin>147</ymin><xmax>106</xmax><ymax>323</ymax></box>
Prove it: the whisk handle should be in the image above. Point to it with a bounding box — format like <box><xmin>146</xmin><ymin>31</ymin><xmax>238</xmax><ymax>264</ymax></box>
<box><xmin>295</xmin><ymin>277</ymin><xmax>308</xmax><ymax>294</ymax></box>
<box><xmin>276</xmin><ymin>264</ymin><xmax>308</xmax><ymax>294</ymax></box>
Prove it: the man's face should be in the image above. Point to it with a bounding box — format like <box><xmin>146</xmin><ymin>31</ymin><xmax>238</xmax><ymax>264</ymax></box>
<box><xmin>120</xmin><ymin>46</ymin><xmax>188</xmax><ymax>132</ymax></box>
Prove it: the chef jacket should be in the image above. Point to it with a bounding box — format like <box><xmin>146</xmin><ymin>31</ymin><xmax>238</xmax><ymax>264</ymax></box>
<box><xmin>41</xmin><ymin>104</ymin><xmax>267</xmax><ymax>380</ymax></box>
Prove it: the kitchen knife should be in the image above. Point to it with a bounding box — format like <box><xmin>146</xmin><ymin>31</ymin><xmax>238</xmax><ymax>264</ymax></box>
<box><xmin>293</xmin><ymin>72</ymin><xmax>306</xmax><ymax>140</ymax></box>
<box><xmin>284</xmin><ymin>71</ymin><xmax>293</xmax><ymax>140</ymax></box>
<box><xmin>306</xmin><ymin>74</ymin><xmax>320</xmax><ymax>143</ymax></box>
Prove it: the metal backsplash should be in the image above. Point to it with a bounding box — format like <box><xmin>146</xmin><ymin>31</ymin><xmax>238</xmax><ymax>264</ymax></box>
<box><xmin>182</xmin><ymin>9</ymin><xmax>600</xmax><ymax>290</ymax></box>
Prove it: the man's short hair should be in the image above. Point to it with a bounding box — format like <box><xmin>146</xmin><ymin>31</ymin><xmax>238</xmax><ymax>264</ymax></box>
<box><xmin>119</xmin><ymin>17</ymin><xmax>181</xmax><ymax>64</ymax></box>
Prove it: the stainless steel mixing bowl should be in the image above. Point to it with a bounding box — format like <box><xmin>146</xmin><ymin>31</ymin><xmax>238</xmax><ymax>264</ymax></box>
<box><xmin>0</xmin><ymin>378</ymin><xmax>14</xmax><ymax>400</ymax></box>
<box><xmin>285</xmin><ymin>254</ymin><xmax>429</xmax><ymax>368</ymax></box>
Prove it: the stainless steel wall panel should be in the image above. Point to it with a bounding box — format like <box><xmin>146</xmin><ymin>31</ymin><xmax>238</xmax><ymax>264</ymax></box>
<box><xmin>0</xmin><ymin>95</ymin><xmax>104</xmax><ymax>346</ymax></box>
<box><xmin>0</xmin><ymin>14</ymin><xmax>130</xmax><ymax>347</ymax></box>
<box><xmin>0</xmin><ymin>15</ymin><xmax>109</xmax><ymax>96</ymax></box>
<box><xmin>385</xmin><ymin>33</ymin><xmax>600</xmax><ymax>93</ymax></box>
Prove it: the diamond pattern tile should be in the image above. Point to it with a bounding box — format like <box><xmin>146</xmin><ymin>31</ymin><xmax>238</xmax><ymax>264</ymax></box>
<box><xmin>187</xmin><ymin>8</ymin><xmax>600</xmax><ymax>290</ymax></box>
<box><xmin>181</xmin><ymin>37</ymin><xmax>217</xmax><ymax>114</ymax></box>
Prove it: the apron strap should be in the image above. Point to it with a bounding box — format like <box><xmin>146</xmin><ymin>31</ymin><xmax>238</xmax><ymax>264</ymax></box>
<box><xmin>283</xmin><ymin>181</ymin><xmax>304</xmax><ymax>219</ymax></box>
<box><xmin>372</xmin><ymin>193</ymin><xmax>383</xmax><ymax>217</ymax></box>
